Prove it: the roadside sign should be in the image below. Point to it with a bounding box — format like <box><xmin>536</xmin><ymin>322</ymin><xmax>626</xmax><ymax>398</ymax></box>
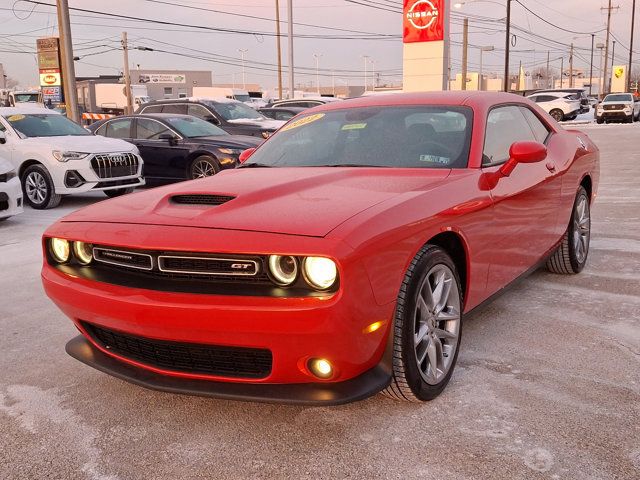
<box><xmin>403</xmin><ymin>0</ymin><xmax>445</xmax><ymax>43</ymax></box>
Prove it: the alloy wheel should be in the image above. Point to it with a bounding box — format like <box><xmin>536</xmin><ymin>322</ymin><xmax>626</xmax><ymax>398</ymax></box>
<box><xmin>413</xmin><ymin>264</ymin><xmax>461</xmax><ymax>385</ymax></box>
<box><xmin>573</xmin><ymin>194</ymin><xmax>590</xmax><ymax>264</ymax></box>
<box><xmin>192</xmin><ymin>158</ymin><xmax>216</xmax><ymax>178</ymax></box>
<box><xmin>25</xmin><ymin>171</ymin><xmax>48</xmax><ymax>205</ymax></box>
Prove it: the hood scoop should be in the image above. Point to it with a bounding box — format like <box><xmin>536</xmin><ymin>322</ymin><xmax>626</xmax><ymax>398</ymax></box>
<box><xmin>170</xmin><ymin>194</ymin><xmax>235</xmax><ymax>206</ymax></box>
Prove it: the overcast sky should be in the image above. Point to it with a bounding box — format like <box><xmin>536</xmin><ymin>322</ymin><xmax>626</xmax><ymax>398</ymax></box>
<box><xmin>0</xmin><ymin>0</ymin><xmax>635</xmax><ymax>89</ymax></box>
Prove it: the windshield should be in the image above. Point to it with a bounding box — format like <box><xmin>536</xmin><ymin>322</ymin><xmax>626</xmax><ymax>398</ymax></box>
<box><xmin>245</xmin><ymin>106</ymin><xmax>473</xmax><ymax>168</ymax></box>
<box><xmin>206</xmin><ymin>100</ymin><xmax>264</xmax><ymax>121</ymax></box>
<box><xmin>165</xmin><ymin>115</ymin><xmax>229</xmax><ymax>137</ymax></box>
<box><xmin>14</xmin><ymin>93</ymin><xmax>40</xmax><ymax>103</ymax></box>
<box><xmin>604</xmin><ymin>94</ymin><xmax>633</xmax><ymax>102</ymax></box>
<box><xmin>4</xmin><ymin>113</ymin><xmax>89</xmax><ymax>138</ymax></box>
<box><xmin>234</xmin><ymin>95</ymin><xmax>251</xmax><ymax>103</ymax></box>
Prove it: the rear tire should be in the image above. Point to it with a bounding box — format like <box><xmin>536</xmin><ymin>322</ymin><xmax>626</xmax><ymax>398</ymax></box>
<box><xmin>104</xmin><ymin>187</ymin><xmax>135</xmax><ymax>198</ymax></box>
<box><xmin>546</xmin><ymin>186</ymin><xmax>591</xmax><ymax>274</ymax></box>
<box><xmin>596</xmin><ymin>117</ymin><xmax>604</xmax><ymax>124</ymax></box>
<box><xmin>382</xmin><ymin>245</ymin><xmax>463</xmax><ymax>402</ymax></box>
<box><xmin>21</xmin><ymin>164</ymin><xmax>62</xmax><ymax>209</ymax></box>
<box><xmin>549</xmin><ymin>109</ymin><xmax>564</xmax><ymax>122</ymax></box>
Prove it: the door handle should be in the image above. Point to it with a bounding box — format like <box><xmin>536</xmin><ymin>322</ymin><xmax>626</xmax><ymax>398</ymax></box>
<box><xmin>545</xmin><ymin>162</ymin><xmax>556</xmax><ymax>173</ymax></box>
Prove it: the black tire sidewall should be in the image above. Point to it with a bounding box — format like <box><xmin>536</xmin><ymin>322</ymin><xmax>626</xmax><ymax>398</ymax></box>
<box><xmin>189</xmin><ymin>155</ymin><xmax>220</xmax><ymax>179</ymax></box>
<box><xmin>567</xmin><ymin>187</ymin><xmax>590</xmax><ymax>273</ymax></box>
<box><xmin>22</xmin><ymin>164</ymin><xmax>53</xmax><ymax>209</ymax></box>
<box><xmin>400</xmin><ymin>247</ymin><xmax>463</xmax><ymax>401</ymax></box>
<box><xmin>550</xmin><ymin>110</ymin><xmax>564</xmax><ymax>122</ymax></box>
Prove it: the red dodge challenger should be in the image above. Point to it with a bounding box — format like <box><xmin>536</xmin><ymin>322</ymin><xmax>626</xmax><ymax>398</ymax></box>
<box><xmin>42</xmin><ymin>92</ymin><xmax>599</xmax><ymax>405</ymax></box>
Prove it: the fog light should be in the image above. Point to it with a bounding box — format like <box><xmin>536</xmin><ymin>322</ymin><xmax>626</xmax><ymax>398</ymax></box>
<box><xmin>50</xmin><ymin>238</ymin><xmax>70</xmax><ymax>263</ymax></box>
<box><xmin>303</xmin><ymin>257</ymin><xmax>337</xmax><ymax>290</ymax></box>
<box><xmin>308</xmin><ymin>358</ymin><xmax>333</xmax><ymax>379</ymax></box>
<box><xmin>73</xmin><ymin>241</ymin><xmax>93</xmax><ymax>265</ymax></box>
<box><xmin>268</xmin><ymin>255</ymin><xmax>298</xmax><ymax>286</ymax></box>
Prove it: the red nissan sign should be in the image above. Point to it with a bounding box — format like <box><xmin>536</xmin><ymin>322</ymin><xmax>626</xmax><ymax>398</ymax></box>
<box><xmin>403</xmin><ymin>0</ymin><xmax>445</xmax><ymax>43</ymax></box>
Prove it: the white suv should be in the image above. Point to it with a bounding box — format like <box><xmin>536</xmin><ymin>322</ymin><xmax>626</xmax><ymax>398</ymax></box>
<box><xmin>527</xmin><ymin>92</ymin><xmax>581</xmax><ymax>122</ymax></box>
<box><xmin>0</xmin><ymin>156</ymin><xmax>22</xmax><ymax>221</ymax></box>
<box><xmin>0</xmin><ymin>107</ymin><xmax>144</xmax><ymax>209</ymax></box>
<box><xmin>596</xmin><ymin>93</ymin><xmax>640</xmax><ymax>124</ymax></box>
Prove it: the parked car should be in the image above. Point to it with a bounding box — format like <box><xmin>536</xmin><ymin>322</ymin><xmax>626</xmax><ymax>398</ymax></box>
<box><xmin>42</xmin><ymin>92</ymin><xmax>599</xmax><ymax>405</ymax></box>
<box><xmin>267</xmin><ymin>97</ymin><xmax>342</xmax><ymax>109</ymax></box>
<box><xmin>137</xmin><ymin>98</ymin><xmax>285</xmax><ymax>138</ymax></box>
<box><xmin>257</xmin><ymin>106</ymin><xmax>306</xmax><ymax>121</ymax></box>
<box><xmin>527</xmin><ymin>91</ymin><xmax>581</xmax><ymax>121</ymax></box>
<box><xmin>0</xmin><ymin>107</ymin><xmax>144</xmax><ymax>209</ymax></box>
<box><xmin>89</xmin><ymin>114</ymin><xmax>261</xmax><ymax>182</ymax></box>
<box><xmin>532</xmin><ymin>88</ymin><xmax>590</xmax><ymax>113</ymax></box>
<box><xmin>0</xmin><ymin>156</ymin><xmax>23</xmax><ymax>221</ymax></box>
<box><xmin>595</xmin><ymin>93</ymin><xmax>640</xmax><ymax>124</ymax></box>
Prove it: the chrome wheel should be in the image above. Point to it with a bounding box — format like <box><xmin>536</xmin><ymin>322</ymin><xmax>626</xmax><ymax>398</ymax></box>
<box><xmin>191</xmin><ymin>158</ymin><xmax>216</xmax><ymax>178</ymax></box>
<box><xmin>573</xmin><ymin>194</ymin><xmax>590</xmax><ymax>264</ymax></box>
<box><xmin>25</xmin><ymin>171</ymin><xmax>48</xmax><ymax>205</ymax></box>
<box><xmin>414</xmin><ymin>264</ymin><xmax>461</xmax><ymax>385</ymax></box>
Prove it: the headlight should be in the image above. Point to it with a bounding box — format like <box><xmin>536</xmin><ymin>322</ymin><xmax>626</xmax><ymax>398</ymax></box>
<box><xmin>73</xmin><ymin>241</ymin><xmax>93</xmax><ymax>265</ymax></box>
<box><xmin>303</xmin><ymin>257</ymin><xmax>337</xmax><ymax>290</ymax></box>
<box><xmin>52</xmin><ymin>151</ymin><xmax>90</xmax><ymax>162</ymax></box>
<box><xmin>218</xmin><ymin>148</ymin><xmax>244</xmax><ymax>156</ymax></box>
<box><xmin>49</xmin><ymin>238</ymin><xmax>70</xmax><ymax>263</ymax></box>
<box><xmin>268</xmin><ymin>255</ymin><xmax>298</xmax><ymax>286</ymax></box>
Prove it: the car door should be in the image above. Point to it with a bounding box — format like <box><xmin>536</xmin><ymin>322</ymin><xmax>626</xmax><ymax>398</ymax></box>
<box><xmin>482</xmin><ymin>105</ymin><xmax>562</xmax><ymax>292</ymax></box>
<box><xmin>133</xmin><ymin>118</ymin><xmax>187</xmax><ymax>181</ymax></box>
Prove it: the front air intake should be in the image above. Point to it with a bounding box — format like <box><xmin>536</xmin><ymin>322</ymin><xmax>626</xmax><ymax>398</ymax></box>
<box><xmin>170</xmin><ymin>194</ymin><xmax>235</xmax><ymax>206</ymax></box>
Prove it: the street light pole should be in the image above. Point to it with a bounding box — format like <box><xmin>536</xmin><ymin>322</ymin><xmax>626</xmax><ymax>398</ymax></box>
<box><xmin>602</xmin><ymin>0</ymin><xmax>613</xmax><ymax>98</ymax></box>
<box><xmin>238</xmin><ymin>49</ymin><xmax>248</xmax><ymax>89</ymax></box>
<box><xmin>503</xmin><ymin>0</ymin><xmax>512</xmax><ymax>92</ymax></box>
<box><xmin>362</xmin><ymin>55</ymin><xmax>370</xmax><ymax>92</ymax></box>
<box><xmin>275</xmin><ymin>0</ymin><xmax>283</xmax><ymax>99</ymax></box>
<box><xmin>479</xmin><ymin>46</ymin><xmax>494</xmax><ymax>91</ymax></box>
<box><xmin>287</xmin><ymin>0</ymin><xmax>294</xmax><ymax>99</ymax></box>
<box><xmin>629</xmin><ymin>0</ymin><xmax>637</xmax><ymax>92</ymax></box>
<box><xmin>313</xmin><ymin>53</ymin><xmax>322</xmax><ymax>94</ymax></box>
<box><xmin>589</xmin><ymin>34</ymin><xmax>595</xmax><ymax>96</ymax></box>
<box><xmin>55</xmin><ymin>0</ymin><xmax>79</xmax><ymax>122</ymax></box>
<box><xmin>462</xmin><ymin>17</ymin><xmax>468</xmax><ymax>91</ymax></box>
<box><xmin>122</xmin><ymin>32</ymin><xmax>133</xmax><ymax>115</ymax></box>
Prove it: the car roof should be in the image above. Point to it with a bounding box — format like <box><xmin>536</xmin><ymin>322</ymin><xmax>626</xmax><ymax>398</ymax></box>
<box><xmin>258</xmin><ymin>106</ymin><xmax>306</xmax><ymax>112</ymax></box>
<box><xmin>310</xmin><ymin>91</ymin><xmax>527</xmax><ymax>113</ymax></box>
<box><xmin>0</xmin><ymin>106</ymin><xmax>60</xmax><ymax>115</ymax></box>
<box><xmin>142</xmin><ymin>97</ymin><xmax>239</xmax><ymax>105</ymax></box>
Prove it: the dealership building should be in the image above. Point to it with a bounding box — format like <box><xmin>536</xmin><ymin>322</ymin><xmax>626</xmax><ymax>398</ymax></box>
<box><xmin>129</xmin><ymin>69</ymin><xmax>212</xmax><ymax>99</ymax></box>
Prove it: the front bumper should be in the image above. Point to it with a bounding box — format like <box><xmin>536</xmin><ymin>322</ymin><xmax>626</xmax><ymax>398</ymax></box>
<box><xmin>597</xmin><ymin>110</ymin><xmax>632</xmax><ymax>120</ymax></box>
<box><xmin>67</xmin><ymin>335</ymin><xmax>391</xmax><ymax>405</ymax></box>
<box><xmin>0</xmin><ymin>176</ymin><xmax>23</xmax><ymax>219</ymax></box>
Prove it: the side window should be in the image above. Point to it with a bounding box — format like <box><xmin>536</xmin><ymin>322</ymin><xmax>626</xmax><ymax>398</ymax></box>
<box><xmin>520</xmin><ymin>107</ymin><xmax>551</xmax><ymax>144</ymax></box>
<box><xmin>140</xmin><ymin>105</ymin><xmax>162</xmax><ymax>114</ymax></box>
<box><xmin>528</xmin><ymin>95</ymin><xmax>540</xmax><ymax>103</ymax></box>
<box><xmin>275</xmin><ymin>111</ymin><xmax>295</xmax><ymax>121</ymax></box>
<box><xmin>104</xmin><ymin>118</ymin><xmax>132</xmax><ymax>139</ymax></box>
<box><xmin>135</xmin><ymin>119</ymin><xmax>173</xmax><ymax>140</ymax></box>
<box><xmin>187</xmin><ymin>104</ymin><xmax>212</xmax><ymax>119</ymax></box>
<box><xmin>483</xmin><ymin>106</ymin><xmax>537</xmax><ymax>166</ymax></box>
<box><xmin>162</xmin><ymin>104</ymin><xmax>187</xmax><ymax>115</ymax></box>
<box><xmin>93</xmin><ymin>123</ymin><xmax>106</xmax><ymax>136</ymax></box>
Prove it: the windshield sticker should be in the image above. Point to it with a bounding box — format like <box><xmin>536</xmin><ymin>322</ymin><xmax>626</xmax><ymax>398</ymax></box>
<box><xmin>419</xmin><ymin>154</ymin><xmax>450</xmax><ymax>165</ymax></box>
<box><xmin>280</xmin><ymin>113</ymin><xmax>325</xmax><ymax>132</ymax></box>
<box><xmin>7</xmin><ymin>114</ymin><xmax>25</xmax><ymax>122</ymax></box>
<box><xmin>341</xmin><ymin>123</ymin><xmax>367</xmax><ymax>131</ymax></box>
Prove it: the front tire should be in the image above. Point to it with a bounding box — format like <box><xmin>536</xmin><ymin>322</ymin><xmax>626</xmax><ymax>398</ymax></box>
<box><xmin>549</xmin><ymin>109</ymin><xmax>564</xmax><ymax>122</ymax></box>
<box><xmin>189</xmin><ymin>155</ymin><xmax>220</xmax><ymax>179</ymax></box>
<box><xmin>21</xmin><ymin>164</ymin><xmax>62</xmax><ymax>209</ymax></box>
<box><xmin>546</xmin><ymin>186</ymin><xmax>591</xmax><ymax>274</ymax></box>
<box><xmin>383</xmin><ymin>245</ymin><xmax>463</xmax><ymax>402</ymax></box>
<box><xmin>103</xmin><ymin>187</ymin><xmax>135</xmax><ymax>198</ymax></box>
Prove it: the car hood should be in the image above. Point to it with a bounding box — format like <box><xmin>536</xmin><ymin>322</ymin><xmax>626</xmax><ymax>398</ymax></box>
<box><xmin>64</xmin><ymin>167</ymin><xmax>451</xmax><ymax>237</ymax></box>
<box><xmin>20</xmin><ymin>135</ymin><xmax>136</xmax><ymax>153</ymax></box>
<box><xmin>186</xmin><ymin>135</ymin><xmax>262</xmax><ymax>148</ymax></box>
<box><xmin>226</xmin><ymin>118</ymin><xmax>285</xmax><ymax>130</ymax></box>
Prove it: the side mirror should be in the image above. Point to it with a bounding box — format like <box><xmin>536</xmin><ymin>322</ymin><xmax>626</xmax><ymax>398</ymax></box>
<box><xmin>159</xmin><ymin>133</ymin><xmax>178</xmax><ymax>145</ymax></box>
<box><xmin>499</xmin><ymin>141</ymin><xmax>547</xmax><ymax>177</ymax></box>
<box><xmin>0</xmin><ymin>131</ymin><xmax>5</xmax><ymax>144</ymax></box>
<box><xmin>238</xmin><ymin>148</ymin><xmax>256</xmax><ymax>164</ymax></box>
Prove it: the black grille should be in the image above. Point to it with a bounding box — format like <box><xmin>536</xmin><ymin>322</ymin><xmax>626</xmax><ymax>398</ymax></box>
<box><xmin>91</xmin><ymin>153</ymin><xmax>139</xmax><ymax>179</ymax></box>
<box><xmin>82</xmin><ymin>322</ymin><xmax>273</xmax><ymax>379</ymax></box>
<box><xmin>171</xmin><ymin>194</ymin><xmax>235</xmax><ymax>206</ymax></box>
<box><xmin>604</xmin><ymin>104</ymin><xmax>625</xmax><ymax>110</ymax></box>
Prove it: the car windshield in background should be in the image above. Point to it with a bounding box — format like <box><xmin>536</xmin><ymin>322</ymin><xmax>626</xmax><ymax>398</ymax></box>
<box><xmin>4</xmin><ymin>113</ymin><xmax>89</xmax><ymax>138</ymax></box>
<box><xmin>245</xmin><ymin>106</ymin><xmax>473</xmax><ymax>169</ymax></box>
<box><xmin>14</xmin><ymin>94</ymin><xmax>40</xmax><ymax>103</ymax></box>
<box><xmin>165</xmin><ymin>116</ymin><xmax>229</xmax><ymax>138</ymax></box>
<box><xmin>207</xmin><ymin>101</ymin><xmax>264</xmax><ymax>121</ymax></box>
<box><xmin>604</xmin><ymin>94</ymin><xmax>633</xmax><ymax>102</ymax></box>
<box><xmin>234</xmin><ymin>95</ymin><xmax>251</xmax><ymax>103</ymax></box>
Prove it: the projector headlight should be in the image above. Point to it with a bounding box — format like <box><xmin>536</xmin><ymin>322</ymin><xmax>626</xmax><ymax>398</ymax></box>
<box><xmin>49</xmin><ymin>238</ymin><xmax>70</xmax><ymax>263</ymax></box>
<box><xmin>73</xmin><ymin>241</ymin><xmax>94</xmax><ymax>265</ymax></box>
<box><xmin>268</xmin><ymin>255</ymin><xmax>298</xmax><ymax>286</ymax></box>
<box><xmin>52</xmin><ymin>151</ymin><xmax>90</xmax><ymax>162</ymax></box>
<box><xmin>303</xmin><ymin>257</ymin><xmax>337</xmax><ymax>290</ymax></box>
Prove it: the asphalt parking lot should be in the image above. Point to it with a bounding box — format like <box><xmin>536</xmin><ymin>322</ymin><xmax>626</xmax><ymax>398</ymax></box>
<box><xmin>0</xmin><ymin>124</ymin><xmax>638</xmax><ymax>480</ymax></box>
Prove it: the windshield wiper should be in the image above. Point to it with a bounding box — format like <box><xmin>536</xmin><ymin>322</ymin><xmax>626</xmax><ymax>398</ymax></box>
<box><xmin>237</xmin><ymin>162</ymin><xmax>274</xmax><ymax>168</ymax></box>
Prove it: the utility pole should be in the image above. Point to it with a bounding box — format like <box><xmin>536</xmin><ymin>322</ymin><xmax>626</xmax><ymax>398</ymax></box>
<box><xmin>560</xmin><ymin>57</ymin><xmax>564</xmax><ymax>88</ymax></box>
<box><xmin>601</xmin><ymin>0</ymin><xmax>618</xmax><ymax>98</ymax></box>
<box><xmin>238</xmin><ymin>49</ymin><xmax>248</xmax><ymax>89</ymax></box>
<box><xmin>612</xmin><ymin>40</ymin><xmax>616</xmax><ymax>83</ymax></box>
<box><xmin>479</xmin><ymin>46</ymin><xmax>494</xmax><ymax>91</ymax></box>
<box><xmin>122</xmin><ymin>32</ymin><xmax>133</xmax><ymax>115</ymax></box>
<box><xmin>287</xmin><ymin>0</ymin><xmax>294</xmax><ymax>99</ymax></box>
<box><xmin>589</xmin><ymin>34</ymin><xmax>595</xmax><ymax>96</ymax></box>
<box><xmin>461</xmin><ymin>17</ymin><xmax>469</xmax><ymax>90</ymax></box>
<box><xmin>275</xmin><ymin>0</ymin><xmax>283</xmax><ymax>99</ymax></box>
<box><xmin>569</xmin><ymin>43</ymin><xmax>574</xmax><ymax>88</ymax></box>
<box><xmin>629</xmin><ymin>0</ymin><xmax>637</xmax><ymax>92</ymax></box>
<box><xmin>597</xmin><ymin>43</ymin><xmax>605</xmax><ymax>95</ymax></box>
<box><xmin>546</xmin><ymin>51</ymin><xmax>550</xmax><ymax>88</ymax></box>
<box><xmin>56</xmin><ymin>0</ymin><xmax>79</xmax><ymax>122</ymax></box>
<box><xmin>503</xmin><ymin>0</ymin><xmax>512</xmax><ymax>92</ymax></box>
<box><xmin>332</xmin><ymin>70</ymin><xmax>335</xmax><ymax>96</ymax></box>
<box><xmin>313</xmin><ymin>53</ymin><xmax>322</xmax><ymax>94</ymax></box>
<box><xmin>362</xmin><ymin>55</ymin><xmax>370</xmax><ymax>92</ymax></box>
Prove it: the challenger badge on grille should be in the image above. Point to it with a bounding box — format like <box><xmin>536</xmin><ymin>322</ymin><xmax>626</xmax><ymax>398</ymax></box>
<box><xmin>94</xmin><ymin>248</ymin><xmax>153</xmax><ymax>270</ymax></box>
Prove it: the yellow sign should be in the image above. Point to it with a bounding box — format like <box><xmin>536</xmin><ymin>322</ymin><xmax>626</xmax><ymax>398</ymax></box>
<box><xmin>614</xmin><ymin>67</ymin><xmax>625</xmax><ymax>79</ymax></box>
<box><xmin>341</xmin><ymin>123</ymin><xmax>367</xmax><ymax>130</ymax></box>
<box><xmin>7</xmin><ymin>114</ymin><xmax>26</xmax><ymax>122</ymax></box>
<box><xmin>280</xmin><ymin>113</ymin><xmax>325</xmax><ymax>132</ymax></box>
<box><xmin>39</xmin><ymin>71</ymin><xmax>61</xmax><ymax>86</ymax></box>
